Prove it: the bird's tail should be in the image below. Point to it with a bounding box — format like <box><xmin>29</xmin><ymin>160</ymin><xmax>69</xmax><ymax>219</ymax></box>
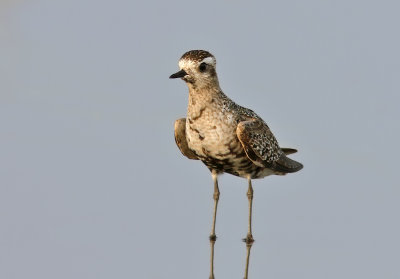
<box><xmin>281</xmin><ymin>148</ymin><xmax>298</xmax><ymax>155</ymax></box>
<box><xmin>275</xmin><ymin>153</ymin><xmax>303</xmax><ymax>173</ymax></box>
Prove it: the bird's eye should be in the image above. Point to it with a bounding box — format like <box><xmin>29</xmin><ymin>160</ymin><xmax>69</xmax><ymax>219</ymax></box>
<box><xmin>199</xmin><ymin>62</ymin><xmax>207</xmax><ymax>72</ymax></box>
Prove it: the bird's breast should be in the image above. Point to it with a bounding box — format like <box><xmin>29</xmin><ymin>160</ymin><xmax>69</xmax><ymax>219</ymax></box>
<box><xmin>186</xmin><ymin>105</ymin><xmax>242</xmax><ymax>160</ymax></box>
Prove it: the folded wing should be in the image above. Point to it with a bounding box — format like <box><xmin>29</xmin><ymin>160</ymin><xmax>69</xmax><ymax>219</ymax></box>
<box><xmin>174</xmin><ymin>118</ymin><xmax>199</xmax><ymax>160</ymax></box>
<box><xmin>236</xmin><ymin>119</ymin><xmax>303</xmax><ymax>173</ymax></box>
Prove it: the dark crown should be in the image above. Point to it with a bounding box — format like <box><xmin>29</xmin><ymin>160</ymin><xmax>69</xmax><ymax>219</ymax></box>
<box><xmin>180</xmin><ymin>50</ymin><xmax>215</xmax><ymax>62</ymax></box>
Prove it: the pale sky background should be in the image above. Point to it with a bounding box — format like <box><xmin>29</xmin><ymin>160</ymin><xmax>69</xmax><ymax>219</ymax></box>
<box><xmin>1</xmin><ymin>1</ymin><xmax>399</xmax><ymax>278</ymax></box>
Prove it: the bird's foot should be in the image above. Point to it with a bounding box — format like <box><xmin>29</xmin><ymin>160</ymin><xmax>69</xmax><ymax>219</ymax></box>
<box><xmin>242</xmin><ymin>234</ymin><xmax>254</xmax><ymax>246</ymax></box>
<box><xmin>209</xmin><ymin>234</ymin><xmax>217</xmax><ymax>242</ymax></box>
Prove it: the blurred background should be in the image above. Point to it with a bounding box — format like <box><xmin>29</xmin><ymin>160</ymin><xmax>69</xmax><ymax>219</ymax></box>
<box><xmin>1</xmin><ymin>1</ymin><xmax>399</xmax><ymax>278</ymax></box>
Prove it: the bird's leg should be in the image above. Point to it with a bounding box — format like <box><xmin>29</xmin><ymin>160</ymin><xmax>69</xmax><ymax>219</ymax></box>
<box><xmin>209</xmin><ymin>172</ymin><xmax>219</xmax><ymax>279</ymax></box>
<box><xmin>243</xmin><ymin>177</ymin><xmax>254</xmax><ymax>279</ymax></box>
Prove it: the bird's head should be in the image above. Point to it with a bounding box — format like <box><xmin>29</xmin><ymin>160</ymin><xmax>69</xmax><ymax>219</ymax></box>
<box><xmin>170</xmin><ymin>50</ymin><xmax>220</xmax><ymax>90</ymax></box>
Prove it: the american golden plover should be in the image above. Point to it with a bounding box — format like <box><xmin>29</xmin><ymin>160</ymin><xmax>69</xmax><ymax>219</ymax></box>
<box><xmin>170</xmin><ymin>50</ymin><xmax>303</xmax><ymax>279</ymax></box>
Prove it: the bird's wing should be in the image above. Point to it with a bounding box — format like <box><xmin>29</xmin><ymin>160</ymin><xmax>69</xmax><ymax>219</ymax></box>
<box><xmin>236</xmin><ymin>119</ymin><xmax>303</xmax><ymax>173</ymax></box>
<box><xmin>174</xmin><ymin>118</ymin><xmax>199</xmax><ymax>160</ymax></box>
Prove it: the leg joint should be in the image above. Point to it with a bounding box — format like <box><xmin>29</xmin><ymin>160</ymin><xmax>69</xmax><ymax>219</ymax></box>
<box><xmin>246</xmin><ymin>190</ymin><xmax>253</xmax><ymax>200</ymax></box>
<box><xmin>246</xmin><ymin>179</ymin><xmax>253</xmax><ymax>199</ymax></box>
<box><xmin>243</xmin><ymin>234</ymin><xmax>255</xmax><ymax>246</ymax></box>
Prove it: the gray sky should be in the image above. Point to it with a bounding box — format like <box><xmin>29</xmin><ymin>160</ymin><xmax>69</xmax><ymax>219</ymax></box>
<box><xmin>1</xmin><ymin>1</ymin><xmax>399</xmax><ymax>278</ymax></box>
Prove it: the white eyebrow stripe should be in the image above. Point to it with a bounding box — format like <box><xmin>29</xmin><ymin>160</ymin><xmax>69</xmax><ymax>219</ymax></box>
<box><xmin>201</xmin><ymin>57</ymin><xmax>215</xmax><ymax>65</ymax></box>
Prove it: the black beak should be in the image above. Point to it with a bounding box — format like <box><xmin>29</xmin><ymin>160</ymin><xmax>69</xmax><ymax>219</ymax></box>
<box><xmin>169</xmin><ymin>69</ymin><xmax>187</xmax><ymax>79</ymax></box>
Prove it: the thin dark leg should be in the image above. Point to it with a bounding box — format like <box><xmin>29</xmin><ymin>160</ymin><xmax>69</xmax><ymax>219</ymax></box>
<box><xmin>209</xmin><ymin>172</ymin><xmax>220</xmax><ymax>279</ymax></box>
<box><xmin>243</xmin><ymin>178</ymin><xmax>254</xmax><ymax>279</ymax></box>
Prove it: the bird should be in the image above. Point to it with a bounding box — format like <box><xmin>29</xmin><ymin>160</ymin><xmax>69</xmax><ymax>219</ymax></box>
<box><xmin>170</xmin><ymin>50</ymin><xmax>303</xmax><ymax>279</ymax></box>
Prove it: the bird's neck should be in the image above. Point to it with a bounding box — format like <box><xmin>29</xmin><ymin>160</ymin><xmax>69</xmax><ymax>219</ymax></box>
<box><xmin>188</xmin><ymin>86</ymin><xmax>224</xmax><ymax>106</ymax></box>
<box><xmin>186</xmin><ymin>86</ymin><xmax>232</xmax><ymax>123</ymax></box>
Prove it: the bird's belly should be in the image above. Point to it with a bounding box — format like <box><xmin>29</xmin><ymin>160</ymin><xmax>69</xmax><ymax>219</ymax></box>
<box><xmin>186</xmin><ymin>120</ymin><xmax>265</xmax><ymax>178</ymax></box>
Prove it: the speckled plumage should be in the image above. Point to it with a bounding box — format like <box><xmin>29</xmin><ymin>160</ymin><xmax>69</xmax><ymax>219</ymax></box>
<box><xmin>171</xmin><ymin>50</ymin><xmax>303</xmax><ymax>179</ymax></box>
<box><xmin>170</xmin><ymin>50</ymin><xmax>303</xmax><ymax>278</ymax></box>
